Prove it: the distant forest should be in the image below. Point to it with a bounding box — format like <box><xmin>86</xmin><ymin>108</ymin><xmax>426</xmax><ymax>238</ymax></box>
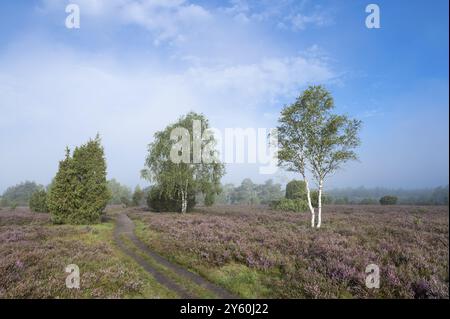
<box><xmin>1</xmin><ymin>180</ymin><xmax>448</xmax><ymax>207</ymax></box>
<box><xmin>214</xmin><ymin>180</ymin><xmax>449</xmax><ymax>206</ymax></box>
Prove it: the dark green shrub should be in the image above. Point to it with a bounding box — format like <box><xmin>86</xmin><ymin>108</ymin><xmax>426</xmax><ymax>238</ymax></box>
<box><xmin>285</xmin><ymin>180</ymin><xmax>307</xmax><ymax>200</ymax></box>
<box><xmin>29</xmin><ymin>190</ymin><xmax>48</xmax><ymax>212</ymax></box>
<box><xmin>270</xmin><ymin>198</ymin><xmax>308</xmax><ymax>212</ymax></box>
<box><xmin>379</xmin><ymin>195</ymin><xmax>398</xmax><ymax>205</ymax></box>
<box><xmin>48</xmin><ymin>136</ymin><xmax>110</xmax><ymax>224</ymax></box>
<box><xmin>147</xmin><ymin>186</ymin><xmax>196</xmax><ymax>212</ymax></box>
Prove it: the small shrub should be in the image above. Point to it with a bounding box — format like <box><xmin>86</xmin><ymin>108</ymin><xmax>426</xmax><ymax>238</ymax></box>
<box><xmin>29</xmin><ymin>190</ymin><xmax>48</xmax><ymax>213</ymax></box>
<box><xmin>270</xmin><ymin>198</ymin><xmax>308</xmax><ymax>212</ymax></box>
<box><xmin>380</xmin><ymin>195</ymin><xmax>398</xmax><ymax>205</ymax></box>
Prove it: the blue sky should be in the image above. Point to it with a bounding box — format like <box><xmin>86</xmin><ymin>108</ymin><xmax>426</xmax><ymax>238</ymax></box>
<box><xmin>0</xmin><ymin>0</ymin><xmax>448</xmax><ymax>191</ymax></box>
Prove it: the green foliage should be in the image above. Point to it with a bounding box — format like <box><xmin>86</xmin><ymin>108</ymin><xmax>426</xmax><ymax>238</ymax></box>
<box><xmin>270</xmin><ymin>198</ymin><xmax>308</xmax><ymax>212</ymax></box>
<box><xmin>107</xmin><ymin>179</ymin><xmax>132</xmax><ymax>205</ymax></box>
<box><xmin>1</xmin><ymin>181</ymin><xmax>43</xmax><ymax>206</ymax></box>
<box><xmin>11</xmin><ymin>203</ymin><xmax>17</xmax><ymax>210</ymax></box>
<box><xmin>141</xmin><ymin>112</ymin><xmax>225</xmax><ymax>213</ymax></box>
<box><xmin>379</xmin><ymin>195</ymin><xmax>398</xmax><ymax>205</ymax></box>
<box><xmin>147</xmin><ymin>186</ymin><xmax>195</xmax><ymax>212</ymax></box>
<box><xmin>29</xmin><ymin>190</ymin><xmax>48</xmax><ymax>213</ymax></box>
<box><xmin>48</xmin><ymin>135</ymin><xmax>110</xmax><ymax>224</ymax></box>
<box><xmin>285</xmin><ymin>180</ymin><xmax>307</xmax><ymax>200</ymax></box>
<box><xmin>132</xmin><ymin>186</ymin><xmax>144</xmax><ymax>207</ymax></box>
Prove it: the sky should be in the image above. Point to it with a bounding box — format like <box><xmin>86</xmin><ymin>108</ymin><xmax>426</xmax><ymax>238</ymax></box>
<box><xmin>0</xmin><ymin>0</ymin><xmax>448</xmax><ymax>192</ymax></box>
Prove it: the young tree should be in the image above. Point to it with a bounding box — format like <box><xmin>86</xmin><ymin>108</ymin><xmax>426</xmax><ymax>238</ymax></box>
<box><xmin>142</xmin><ymin>112</ymin><xmax>225</xmax><ymax>213</ymax></box>
<box><xmin>277</xmin><ymin>85</ymin><xmax>361</xmax><ymax>228</ymax></box>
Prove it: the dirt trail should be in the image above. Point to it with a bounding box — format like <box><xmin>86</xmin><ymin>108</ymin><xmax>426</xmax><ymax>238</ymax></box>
<box><xmin>113</xmin><ymin>211</ymin><xmax>236</xmax><ymax>299</ymax></box>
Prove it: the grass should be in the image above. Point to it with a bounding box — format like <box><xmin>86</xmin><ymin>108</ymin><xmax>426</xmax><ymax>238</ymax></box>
<box><xmin>130</xmin><ymin>204</ymin><xmax>449</xmax><ymax>299</ymax></box>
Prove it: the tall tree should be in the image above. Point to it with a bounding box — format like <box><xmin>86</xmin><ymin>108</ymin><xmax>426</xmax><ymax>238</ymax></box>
<box><xmin>142</xmin><ymin>112</ymin><xmax>225</xmax><ymax>213</ymax></box>
<box><xmin>277</xmin><ymin>85</ymin><xmax>361</xmax><ymax>228</ymax></box>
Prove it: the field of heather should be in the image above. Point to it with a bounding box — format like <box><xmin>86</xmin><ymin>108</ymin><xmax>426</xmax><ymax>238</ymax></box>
<box><xmin>130</xmin><ymin>205</ymin><xmax>449</xmax><ymax>299</ymax></box>
<box><xmin>0</xmin><ymin>207</ymin><xmax>174</xmax><ymax>298</ymax></box>
<box><xmin>1</xmin><ymin>205</ymin><xmax>448</xmax><ymax>299</ymax></box>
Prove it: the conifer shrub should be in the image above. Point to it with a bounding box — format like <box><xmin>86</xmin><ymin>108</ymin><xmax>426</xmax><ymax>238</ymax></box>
<box><xmin>48</xmin><ymin>135</ymin><xmax>110</xmax><ymax>224</ymax></box>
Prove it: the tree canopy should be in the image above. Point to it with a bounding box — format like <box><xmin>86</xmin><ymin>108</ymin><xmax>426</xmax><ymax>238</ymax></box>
<box><xmin>142</xmin><ymin>112</ymin><xmax>225</xmax><ymax>213</ymax></box>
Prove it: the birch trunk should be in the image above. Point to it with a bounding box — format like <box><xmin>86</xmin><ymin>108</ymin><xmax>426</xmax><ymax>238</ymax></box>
<box><xmin>317</xmin><ymin>179</ymin><xmax>323</xmax><ymax>228</ymax></box>
<box><xmin>181</xmin><ymin>190</ymin><xmax>187</xmax><ymax>214</ymax></box>
<box><xmin>304</xmin><ymin>177</ymin><xmax>315</xmax><ymax>228</ymax></box>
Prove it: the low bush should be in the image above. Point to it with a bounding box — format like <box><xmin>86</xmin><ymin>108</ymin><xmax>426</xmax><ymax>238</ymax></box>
<box><xmin>270</xmin><ymin>198</ymin><xmax>308</xmax><ymax>212</ymax></box>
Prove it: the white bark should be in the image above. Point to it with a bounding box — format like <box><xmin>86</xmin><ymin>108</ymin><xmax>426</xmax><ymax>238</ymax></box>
<box><xmin>181</xmin><ymin>190</ymin><xmax>187</xmax><ymax>214</ymax></box>
<box><xmin>317</xmin><ymin>179</ymin><xmax>323</xmax><ymax>228</ymax></box>
<box><xmin>304</xmin><ymin>177</ymin><xmax>316</xmax><ymax>228</ymax></box>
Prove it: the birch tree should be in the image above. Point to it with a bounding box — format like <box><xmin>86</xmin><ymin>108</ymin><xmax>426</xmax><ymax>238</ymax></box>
<box><xmin>141</xmin><ymin>112</ymin><xmax>224</xmax><ymax>213</ymax></box>
<box><xmin>276</xmin><ymin>85</ymin><xmax>361</xmax><ymax>228</ymax></box>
